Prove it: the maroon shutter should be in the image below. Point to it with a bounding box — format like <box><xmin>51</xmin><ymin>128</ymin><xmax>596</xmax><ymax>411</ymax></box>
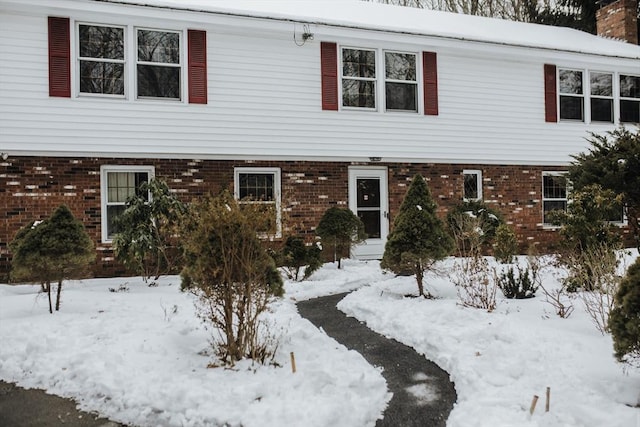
<box><xmin>48</xmin><ymin>17</ymin><xmax>70</xmax><ymax>98</ymax></box>
<box><xmin>544</xmin><ymin>64</ymin><xmax>558</xmax><ymax>122</ymax></box>
<box><xmin>423</xmin><ymin>51</ymin><xmax>438</xmax><ymax>116</ymax></box>
<box><xmin>544</xmin><ymin>64</ymin><xmax>557</xmax><ymax>123</ymax></box>
<box><xmin>320</xmin><ymin>42</ymin><xmax>338</xmax><ymax>111</ymax></box>
<box><xmin>188</xmin><ymin>29</ymin><xmax>207</xmax><ymax>104</ymax></box>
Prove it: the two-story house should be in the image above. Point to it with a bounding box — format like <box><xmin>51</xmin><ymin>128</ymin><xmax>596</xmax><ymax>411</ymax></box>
<box><xmin>1</xmin><ymin>0</ymin><xmax>639</xmax><ymax>277</ymax></box>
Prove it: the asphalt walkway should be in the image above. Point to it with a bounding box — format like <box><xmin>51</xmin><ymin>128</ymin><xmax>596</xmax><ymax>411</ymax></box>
<box><xmin>297</xmin><ymin>292</ymin><xmax>457</xmax><ymax>427</ymax></box>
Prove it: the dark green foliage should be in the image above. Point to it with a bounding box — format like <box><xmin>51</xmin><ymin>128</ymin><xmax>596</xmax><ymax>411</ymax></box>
<box><xmin>180</xmin><ymin>191</ymin><xmax>283</xmax><ymax>364</ymax></box>
<box><xmin>493</xmin><ymin>224</ymin><xmax>518</xmax><ymax>264</ymax></box>
<box><xmin>10</xmin><ymin>205</ymin><xmax>95</xmax><ymax>313</ymax></box>
<box><xmin>316</xmin><ymin>207</ymin><xmax>366</xmax><ymax>269</ymax></box>
<box><xmin>447</xmin><ymin>200</ymin><xmax>502</xmax><ymax>258</ymax></box>
<box><xmin>569</xmin><ymin>127</ymin><xmax>640</xmax><ymax>249</ymax></box>
<box><xmin>274</xmin><ymin>236</ymin><xmax>322</xmax><ymax>281</ymax></box>
<box><xmin>529</xmin><ymin>0</ymin><xmax>599</xmax><ymax>34</ymax></box>
<box><xmin>496</xmin><ymin>265</ymin><xmax>538</xmax><ymax>299</ymax></box>
<box><xmin>550</xmin><ymin>184</ymin><xmax>623</xmax><ymax>291</ymax></box>
<box><xmin>381</xmin><ymin>174</ymin><xmax>454</xmax><ymax>297</ymax></box>
<box><xmin>113</xmin><ymin>179</ymin><xmax>186</xmax><ymax>282</ymax></box>
<box><xmin>610</xmin><ymin>257</ymin><xmax>640</xmax><ymax>362</ymax></box>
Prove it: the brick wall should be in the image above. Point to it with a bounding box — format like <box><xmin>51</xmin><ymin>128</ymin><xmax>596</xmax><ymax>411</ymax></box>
<box><xmin>596</xmin><ymin>0</ymin><xmax>639</xmax><ymax>44</ymax></box>
<box><xmin>1</xmin><ymin>157</ymin><xmax>632</xmax><ymax>280</ymax></box>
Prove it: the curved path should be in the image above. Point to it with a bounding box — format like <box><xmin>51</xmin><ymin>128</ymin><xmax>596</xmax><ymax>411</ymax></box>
<box><xmin>297</xmin><ymin>292</ymin><xmax>457</xmax><ymax>427</ymax></box>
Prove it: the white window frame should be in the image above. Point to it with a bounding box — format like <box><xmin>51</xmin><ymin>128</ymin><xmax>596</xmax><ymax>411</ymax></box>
<box><xmin>76</xmin><ymin>22</ymin><xmax>126</xmax><ymax>99</ymax></box>
<box><xmin>100</xmin><ymin>165</ymin><xmax>155</xmax><ymax>243</ymax></box>
<box><xmin>340</xmin><ymin>46</ymin><xmax>377</xmax><ymax>111</ymax></box>
<box><xmin>463</xmin><ymin>169</ymin><xmax>483</xmax><ymax>201</ymax></box>
<box><xmin>383</xmin><ymin>50</ymin><xmax>418</xmax><ymax>113</ymax></box>
<box><xmin>542</xmin><ymin>171</ymin><xmax>568</xmax><ymax>227</ymax></box>
<box><xmin>558</xmin><ymin>68</ymin><xmax>585</xmax><ymax>122</ymax></box>
<box><xmin>135</xmin><ymin>27</ymin><xmax>183</xmax><ymax>101</ymax></box>
<box><xmin>234</xmin><ymin>167</ymin><xmax>282</xmax><ymax>239</ymax></box>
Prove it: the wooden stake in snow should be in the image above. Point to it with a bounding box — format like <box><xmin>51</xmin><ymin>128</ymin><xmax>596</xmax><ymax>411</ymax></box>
<box><xmin>545</xmin><ymin>387</ymin><xmax>550</xmax><ymax>412</ymax></box>
<box><xmin>290</xmin><ymin>352</ymin><xmax>297</xmax><ymax>373</ymax></box>
<box><xmin>529</xmin><ymin>395</ymin><xmax>539</xmax><ymax>415</ymax></box>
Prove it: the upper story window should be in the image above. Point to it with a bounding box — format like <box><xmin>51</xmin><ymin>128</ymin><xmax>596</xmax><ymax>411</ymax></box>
<box><xmin>100</xmin><ymin>165</ymin><xmax>154</xmax><ymax>242</ymax></box>
<box><xmin>342</xmin><ymin>48</ymin><xmax>376</xmax><ymax>109</ymax></box>
<box><xmin>78</xmin><ymin>24</ymin><xmax>125</xmax><ymax>96</ymax></box>
<box><xmin>620</xmin><ymin>74</ymin><xmax>640</xmax><ymax>123</ymax></box>
<box><xmin>385</xmin><ymin>52</ymin><xmax>417</xmax><ymax>112</ymax></box>
<box><xmin>590</xmin><ymin>72</ymin><xmax>613</xmax><ymax>123</ymax></box>
<box><xmin>559</xmin><ymin>69</ymin><xmax>583</xmax><ymax>121</ymax></box>
<box><xmin>463</xmin><ymin>170</ymin><xmax>482</xmax><ymax>201</ymax></box>
<box><xmin>542</xmin><ymin>172</ymin><xmax>567</xmax><ymax>226</ymax></box>
<box><xmin>136</xmin><ymin>29</ymin><xmax>181</xmax><ymax>99</ymax></box>
<box><xmin>234</xmin><ymin>167</ymin><xmax>282</xmax><ymax>238</ymax></box>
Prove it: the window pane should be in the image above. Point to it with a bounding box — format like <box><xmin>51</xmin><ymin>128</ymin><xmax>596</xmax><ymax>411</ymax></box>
<box><xmin>559</xmin><ymin>70</ymin><xmax>583</xmax><ymax>95</ymax></box>
<box><xmin>106</xmin><ymin>205</ymin><xmax>126</xmax><ymax>238</ymax></box>
<box><xmin>80</xmin><ymin>61</ymin><xmax>124</xmax><ymax>95</ymax></box>
<box><xmin>590</xmin><ymin>73</ymin><xmax>612</xmax><ymax>96</ymax></box>
<box><xmin>357</xmin><ymin>179</ymin><xmax>380</xmax><ymax>208</ymax></box>
<box><xmin>238</xmin><ymin>173</ymin><xmax>274</xmax><ymax>201</ymax></box>
<box><xmin>620</xmin><ymin>100</ymin><xmax>640</xmax><ymax>123</ymax></box>
<box><xmin>137</xmin><ymin>65</ymin><xmax>180</xmax><ymax>98</ymax></box>
<box><xmin>107</xmin><ymin>171</ymin><xmax>148</xmax><ymax>203</ymax></box>
<box><xmin>385</xmin><ymin>82</ymin><xmax>417</xmax><ymax>111</ymax></box>
<box><xmin>137</xmin><ymin>30</ymin><xmax>180</xmax><ymax>64</ymax></box>
<box><xmin>342</xmin><ymin>49</ymin><xmax>375</xmax><ymax>78</ymax></box>
<box><xmin>591</xmin><ymin>98</ymin><xmax>613</xmax><ymax>123</ymax></box>
<box><xmin>342</xmin><ymin>79</ymin><xmax>375</xmax><ymax>108</ymax></box>
<box><xmin>358</xmin><ymin>210</ymin><xmax>380</xmax><ymax>239</ymax></box>
<box><xmin>79</xmin><ymin>25</ymin><xmax>124</xmax><ymax>60</ymax></box>
<box><xmin>543</xmin><ymin>201</ymin><xmax>567</xmax><ymax>224</ymax></box>
<box><xmin>464</xmin><ymin>173</ymin><xmax>479</xmax><ymax>199</ymax></box>
<box><xmin>543</xmin><ymin>175</ymin><xmax>566</xmax><ymax>199</ymax></box>
<box><xmin>385</xmin><ymin>52</ymin><xmax>416</xmax><ymax>81</ymax></box>
<box><xmin>620</xmin><ymin>75</ymin><xmax>640</xmax><ymax>98</ymax></box>
<box><xmin>559</xmin><ymin>96</ymin><xmax>583</xmax><ymax>121</ymax></box>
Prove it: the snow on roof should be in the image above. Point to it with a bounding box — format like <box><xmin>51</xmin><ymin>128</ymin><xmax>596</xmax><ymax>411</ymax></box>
<box><xmin>106</xmin><ymin>0</ymin><xmax>640</xmax><ymax>59</ymax></box>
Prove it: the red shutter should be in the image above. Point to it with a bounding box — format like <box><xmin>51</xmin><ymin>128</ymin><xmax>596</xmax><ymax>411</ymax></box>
<box><xmin>320</xmin><ymin>42</ymin><xmax>338</xmax><ymax>111</ymax></box>
<box><xmin>423</xmin><ymin>51</ymin><xmax>438</xmax><ymax>116</ymax></box>
<box><xmin>544</xmin><ymin>64</ymin><xmax>557</xmax><ymax>123</ymax></box>
<box><xmin>188</xmin><ymin>29</ymin><xmax>207</xmax><ymax>104</ymax></box>
<box><xmin>48</xmin><ymin>17</ymin><xmax>70</xmax><ymax>98</ymax></box>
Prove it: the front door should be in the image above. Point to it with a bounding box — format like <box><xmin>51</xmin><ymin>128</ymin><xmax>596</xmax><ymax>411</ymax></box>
<box><xmin>348</xmin><ymin>167</ymin><xmax>389</xmax><ymax>259</ymax></box>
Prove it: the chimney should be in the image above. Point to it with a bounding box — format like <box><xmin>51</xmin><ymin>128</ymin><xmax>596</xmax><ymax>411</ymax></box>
<box><xmin>596</xmin><ymin>0</ymin><xmax>638</xmax><ymax>44</ymax></box>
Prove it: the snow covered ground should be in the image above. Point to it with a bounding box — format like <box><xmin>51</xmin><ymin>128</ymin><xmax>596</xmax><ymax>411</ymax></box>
<box><xmin>1</xmin><ymin>254</ymin><xmax>640</xmax><ymax>427</ymax></box>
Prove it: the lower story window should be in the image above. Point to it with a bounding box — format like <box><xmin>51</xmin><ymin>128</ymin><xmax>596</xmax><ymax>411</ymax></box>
<box><xmin>542</xmin><ymin>172</ymin><xmax>567</xmax><ymax>225</ymax></box>
<box><xmin>234</xmin><ymin>167</ymin><xmax>281</xmax><ymax>237</ymax></box>
<box><xmin>463</xmin><ymin>169</ymin><xmax>482</xmax><ymax>201</ymax></box>
<box><xmin>100</xmin><ymin>165</ymin><xmax>154</xmax><ymax>242</ymax></box>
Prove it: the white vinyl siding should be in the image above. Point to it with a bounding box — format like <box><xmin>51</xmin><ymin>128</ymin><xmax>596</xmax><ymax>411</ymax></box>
<box><xmin>0</xmin><ymin>7</ymin><xmax>635</xmax><ymax>166</ymax></box>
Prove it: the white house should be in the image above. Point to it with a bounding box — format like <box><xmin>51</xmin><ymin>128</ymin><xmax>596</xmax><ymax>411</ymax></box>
<box><xmin>0</xmin><ymin>0</ymin><xmax>639</xmax><ymax>277</ymax></box>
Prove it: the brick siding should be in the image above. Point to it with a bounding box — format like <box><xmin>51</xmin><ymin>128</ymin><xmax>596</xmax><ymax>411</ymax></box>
<box><xmin>0</xmin><ymin>157</ymin><xmax>632</xmax><ymax>280</ymax></box>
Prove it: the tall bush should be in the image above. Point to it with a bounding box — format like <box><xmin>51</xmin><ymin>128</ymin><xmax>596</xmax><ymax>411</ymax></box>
<box><xmin>10</xmin><ymin>205</ymin><xmax>95</xmax><ymax>313</ymax></box>
<box><xmin>610</xmin><ymin>257</ymin><xmax>640</xmax><ymax>363</ymax></box>
<box><xmin>316</xmin><ymin>207</ymin><xmax>366</xmax><ymax>269</ymax></box>
<box><xmin>180</xmin><ymin>191</ymin><xmax>283</xmax><ymax>365</ymax></box>
<box><xmin>447</xmin><ymin>200</ymin><xmax>502</xmax><ymax>257</ymax></box>
<box><xmin>381</xmin><ymin>174</ymin><xmax>453</xmax><ymax>298</ymax></box>
<box><xmin>113</xmin><ymin>179</ymin><xmax>186</xmax><ymax>283</ymax></box>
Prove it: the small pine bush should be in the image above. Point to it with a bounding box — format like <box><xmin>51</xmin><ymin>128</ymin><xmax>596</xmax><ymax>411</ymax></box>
<box><xmin>381</xmin><ymin>174</ymin><xmax>453</xmax><ymax>298</ymax></box>
<box><xmin>316</xmin><ymin>207</ymin><xmax>366</xmax><ymax>269</ymax></box>
<box><xmin>610</xmin><ymin>257</ymin><xmax>640</xmax><ymax>363</ymax></box>
<box><xmin>493</xmin><ymin>224</ymin><xmax>518</xmax><ymax>264</ymax></box>
<box><xmin>276</xmin><ymin>236</ymin><xmax>322</xmax><ymax>281</ymax></box>
<box><xmin>10</xmin><ymin>205</ymin><xmax>95</xmax><ymax>313</ymax></box>
<box><xmin>496</xmin><ymin>265</ymin><xmax>538</xmax><ymax>299</ymax></box>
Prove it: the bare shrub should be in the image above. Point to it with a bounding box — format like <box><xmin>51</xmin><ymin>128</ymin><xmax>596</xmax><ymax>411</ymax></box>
<box><xmin>180</xmin><ymin>191</ymin><xmax>283</xmax><ymax>365</ymax></box>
